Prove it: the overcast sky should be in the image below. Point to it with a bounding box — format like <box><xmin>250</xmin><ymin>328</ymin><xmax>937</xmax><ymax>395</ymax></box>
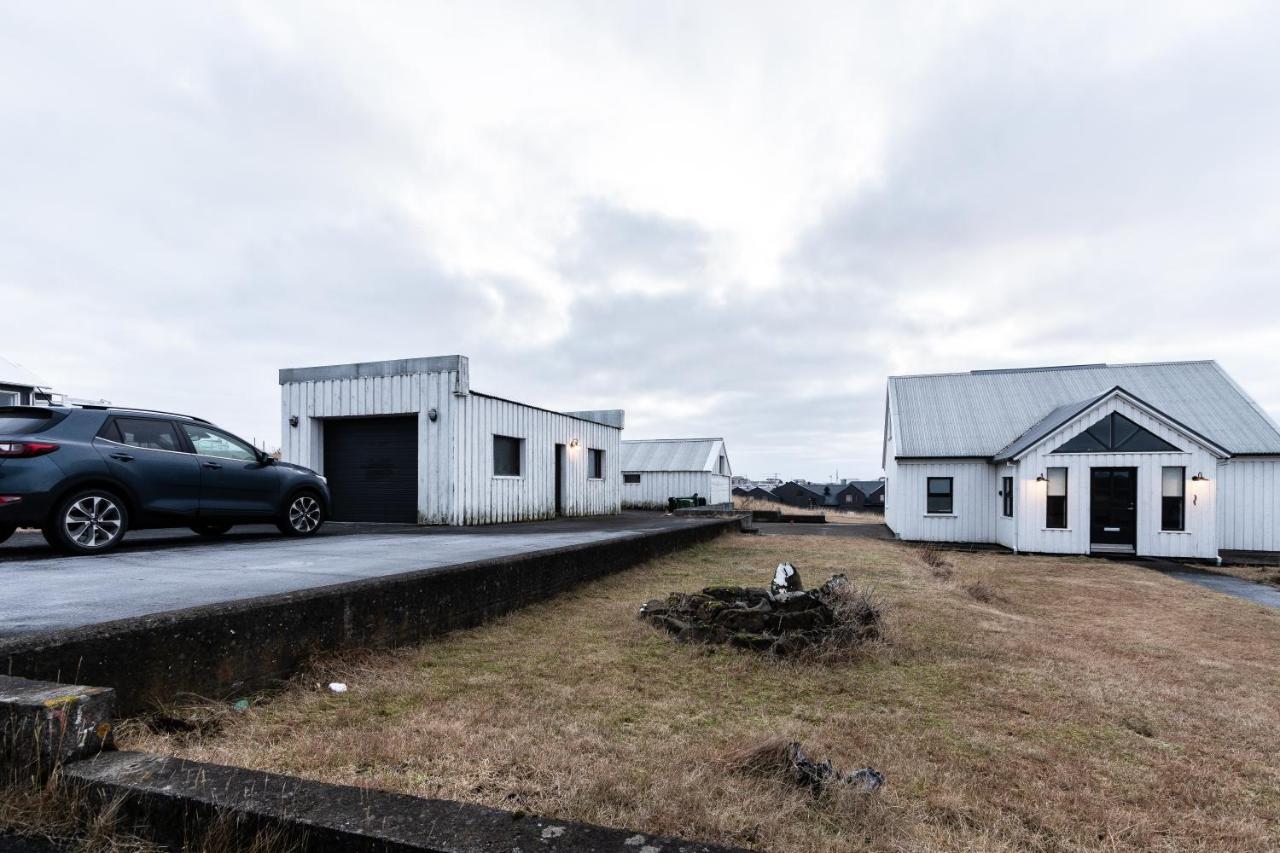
<box><xmin>2</xmin><ymin>2</ymin><xmax>1278</xmax><ymax>480</ymax></box>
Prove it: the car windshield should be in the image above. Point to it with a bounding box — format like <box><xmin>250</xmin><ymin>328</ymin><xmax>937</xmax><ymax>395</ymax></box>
<box><xmin>181</xmin><ymin>424</ymin><xmax>259</xmax><ymax>462</ymax></box>
<box><xmin>0</xmin><ymin>410</ymin><xmax>66</xmax><ymax>435</ymax></box>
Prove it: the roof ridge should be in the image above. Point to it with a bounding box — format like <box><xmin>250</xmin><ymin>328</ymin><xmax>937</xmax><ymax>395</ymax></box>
<box><xmin>621</xmin><ymin>437</ymin><xmax>722</xmax><ymax>443</ymax></box>
<box><xmin>889</xmin><ymin>359</ymin><xmax>1216</xmax><ymax>381</ymax></box>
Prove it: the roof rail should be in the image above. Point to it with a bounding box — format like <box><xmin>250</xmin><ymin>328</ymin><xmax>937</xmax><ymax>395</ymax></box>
<box><xmin>71</xmin><ymin>403</ymin><xmax>211</xmax><ymax>424</ymax></box>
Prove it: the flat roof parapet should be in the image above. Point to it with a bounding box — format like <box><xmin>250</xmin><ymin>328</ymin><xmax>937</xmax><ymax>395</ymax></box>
<box><xmin>279</xmin><ymin>355</ymin><xmax>468</xmax><ymax>385</ymax></box>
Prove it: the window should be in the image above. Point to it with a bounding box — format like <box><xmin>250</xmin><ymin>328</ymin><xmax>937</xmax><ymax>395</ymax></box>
<box><xmin>1002</xmin><ymin>476</ymin><xmax>1014</xmax><ymax>518</ymax></box>
<box><xmin>0</xmin><ymin>391</ymin><xmax>19</xmax><ymax>406</ymax></box>
<box><xmin>1162</xmin><ymin>466</ymin><xmax>1186</xmax><ymax>531</ymax></box>
<box><xmin>1046</xmin><ymin>467</ymin><xmax>1068</xmax><ymax>528</ymax></box>
<box><xmin>181</xmin><ymin>424</ymin><xmax>258</xmax><ymax>461</ymax></box>
<box><xmin>588</xmin><ymin>448</ymin><xmax>605</xmax><ymax>479</ymax></box>
<box><xmin>926</xmin><ymin>477</ymin><xmax>953</xmax><ymax>514</ymax></box>
<box><xmin>1053</xmin><ymin>412</ymin><xmax>1180</xmax><ymax>454</ymax></box>
<box><xmin>113</xmin><ymin>418</ymin><xmax>184</xmax><ymax>452</ymax></box>
<box><xmin>493</xmin><ymin>435</ymin><xmax>522</xmax><ymax>477</ymax></box>
<box><xmin>624</xmin><ymin>473</ymin><xmax>641</xmax><ymax>484</ymax></box>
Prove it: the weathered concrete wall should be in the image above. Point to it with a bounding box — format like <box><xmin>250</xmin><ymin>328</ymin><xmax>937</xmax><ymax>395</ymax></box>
<box><xmin>1</xmin><ymin>676</ymin><xmax>115</xmax><ymax>783</ymax></box>
<box><xmin>1</xmin><ymin>520</ymin><xmax>734</xmax><ymax>715</ymax></box>
<box><xmin>65</xmin><ymin>751</ymin><xmax>748</xmax><ymax>852</ymax></box>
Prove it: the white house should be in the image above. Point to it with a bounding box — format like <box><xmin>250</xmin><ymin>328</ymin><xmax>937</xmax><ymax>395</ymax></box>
<box><xmin>621</xmin><ymin>438</ymin><xmax>732</xmax><ymax>509</ymax></box>
<box><xmin>883</xmin><ymin>361</ymin><xmax>1280</xmax><ymax>559</ymax></box>
<box><xmin>280</xmin><ymin>356</ymin><xmax>624</xmax><ymax>525</ymax></box>
<box><xmin>0</xmin><ymin>355</ymin><xmax>51</xmax><ymax>407</ymax></box>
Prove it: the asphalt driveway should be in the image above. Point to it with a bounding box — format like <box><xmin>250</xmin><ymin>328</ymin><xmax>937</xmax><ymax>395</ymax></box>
<box><xmin>0</xmin><ymin>513</ymin><xmax>721</xmax><ymax>637</ymax></box>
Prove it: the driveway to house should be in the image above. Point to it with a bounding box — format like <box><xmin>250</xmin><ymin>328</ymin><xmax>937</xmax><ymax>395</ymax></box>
<box><xmin>0</xmin><ymin>513</ymin><xmax>723</xmax><ymax>638</ymax></box>
<box><xmin>1139</xmin><ymin>558</ymin><xmax>1280</xmax><ymax>609</ymax></box>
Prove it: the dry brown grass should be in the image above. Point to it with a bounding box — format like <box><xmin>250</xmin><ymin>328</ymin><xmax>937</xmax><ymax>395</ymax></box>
<box><xmin>122</xmin><ymin>534</ymin><xmax>1280</xmax><ymax>852</ymax></box>
<box><xmin>732</xmin><ymin>494</ymin><xmax>884</xmax><ymax>525</ymax></box>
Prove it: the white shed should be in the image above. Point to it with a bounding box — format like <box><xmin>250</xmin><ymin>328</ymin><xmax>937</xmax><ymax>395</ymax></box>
<box><xmin>279</xmin><ymin>356</ymin><xmax>624</xmax><ymax>525</ymax></box>
<box><xmin>0</xmin><ymin>355</ymin><xmax>51</xmax><ymax>407</ymax></box>
<box><xmin>621</xmin><ymin>438</ymin><xmax>732</xmax><ymax>509</ymax></box>
<box><xmin>882</xmin><ymin>361</ymin><xmax>1280</xmax><ymax>560</ymax></box>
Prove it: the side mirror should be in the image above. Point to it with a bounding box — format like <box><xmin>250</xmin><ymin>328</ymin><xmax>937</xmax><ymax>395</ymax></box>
<box><xmin>258</xmin><ymin>451</ymin><xmax>275</xmax><ymax>465</ymax></box>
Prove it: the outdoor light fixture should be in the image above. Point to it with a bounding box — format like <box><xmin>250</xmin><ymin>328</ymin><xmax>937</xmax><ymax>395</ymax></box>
<box><xmin>427</xmin><ymin>408</ymin><xmax>438</xmax><ymax>422</ymax></box>
<box><xmin>569</xmin><ymin>437</ymin><xmax>580</xmax><ymax>448</ymax></box>
<box><xmin>1192</xmin><ymin>472</ymin><xmax>1209</xmax><ymax>481</ymax></box>
<box><xmin>1036</xmin><ymin>473</ymin><xmax>1047</xmax><ymax>482</ymax></box>
<box><xmin>288</xmin><ymin>415</ymin><xmax>299</xmax><ymax>428</ymax></box>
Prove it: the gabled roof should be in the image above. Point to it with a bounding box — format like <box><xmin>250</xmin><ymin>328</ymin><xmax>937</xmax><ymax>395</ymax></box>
<box><xmin>848</xmin><ymin>479</ymin><xmax>885</xmax><ymax>495</ymax></box>
<box><xmin>993</xmin><ymin>386</ymin><xmax>1231</xmax><ymax>461</ymax></box>
<box><xmin>621</xmin><ymin>438</ymin><xmax>729</xmax><ymax>473</ymax></box>
<box><xmin>887</xmin><ymin>361</ymin><xmax>1280</xmax><ymax>458</ymax></box>
<box><xmin>0</xmin><ymin>355</ymin><xmax>47</xmax><ymax>390</ymax></box>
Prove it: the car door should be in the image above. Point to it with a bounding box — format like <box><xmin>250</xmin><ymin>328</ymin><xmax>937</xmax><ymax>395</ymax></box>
<box><xmin>95</xmin><ymin>417</ymin><xmax>202</xmax><ymax>520</ymax></box>
<box><xmin>179</xmin><ymin>423</ymin><xmax>281</xmax><ymax>517</ymax></box>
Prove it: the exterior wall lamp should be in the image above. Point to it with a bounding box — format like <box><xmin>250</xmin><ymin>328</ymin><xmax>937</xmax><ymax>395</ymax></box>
<box><xmin>427</xmin><ymin>408</ymin><xmax>438</xmax><ymax>422</ymax></box>
<box><xmin>288</xmin><ymin>415</ymin><xmax>299</xmax><ymax>428</ymax></box>
<box><xmin>1035</xmin><ymin>473</ymin><xmax>1047</xmax><ymax>482</ymax></box>
<box><xmin>1191</xmin><ymin>472</ymin><xmax>1209</xmax><ymax>481</ymax></box>
<box><xmin>569</xmin><ymin>437</ymin><xmax>580</xmax><ymax>448</ymax></box>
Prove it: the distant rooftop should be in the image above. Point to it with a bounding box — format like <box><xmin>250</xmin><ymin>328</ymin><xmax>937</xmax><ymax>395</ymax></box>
<box><xmin>621</xmin><ymin>438</ymin><xmax>727</xmax><ymax>472</ymax></box>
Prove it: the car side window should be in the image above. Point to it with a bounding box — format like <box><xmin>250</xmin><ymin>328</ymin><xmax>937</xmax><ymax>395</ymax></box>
<box><xmin>181</xmin><ymin>424</ymin><xmax>259</xmax><ymax>462</ymax></box>
<box><xmin>112</xmin><ymin>418</ymin><xmax>185</xmax><ymax>452</ymax></box>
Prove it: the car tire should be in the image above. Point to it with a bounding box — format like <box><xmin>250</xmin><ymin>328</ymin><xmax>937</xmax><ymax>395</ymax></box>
<box><xmin>277</xmin><ymin>491</ymin><xmax>324</xmax><ymax>537</ymax></box>
<box><xmin>46</xmin><ymin>489</ymin><xmax>130</xmax><ymax>555</ymax></box>
<box><xmin>191</xmin><ymin>522</ymin><xmax>233</xmax><ymax>537</ymax></box>
<box><xmin>0</xmin><ymin>523</ymin><xmax>16</xmax><ymax>545</ymax></box>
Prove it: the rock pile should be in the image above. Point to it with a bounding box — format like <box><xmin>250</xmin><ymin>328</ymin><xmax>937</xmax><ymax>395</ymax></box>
<box><xmin>639</xmin><ymin>563</ymin><xmax>880</xmax><ymax>656</ymax></box>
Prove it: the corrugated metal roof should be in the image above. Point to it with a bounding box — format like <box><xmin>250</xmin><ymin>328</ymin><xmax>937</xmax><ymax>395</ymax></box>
<box><xmin>889</xmin><ymin>361</ymin><xmax>1280</xmax><ymax>457</ymax></box>
<box><xmin>0</xmin><ymin>355</ymin><xmax>47</xmax><ymax>390</ymax></box>
<box><xmin>621</xmin><ymin>438</ymin><xmax>725</xmax><ymax>472</ymax></box>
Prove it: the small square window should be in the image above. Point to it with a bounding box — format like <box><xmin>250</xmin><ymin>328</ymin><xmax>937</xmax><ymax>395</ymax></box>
<box><xmin>926</xmin><ymin>477</ymin><xmax>953</xmax><ymax>514</ymax></box>
<box><xmin>624</xmin><ymin>473</ymin><xmax>641</xmax><ymax>484</ymax></box>
<box><xmin>493</xmin><ymin>435</ymin><xmax>523</xmax><ymax>477</ymax></box>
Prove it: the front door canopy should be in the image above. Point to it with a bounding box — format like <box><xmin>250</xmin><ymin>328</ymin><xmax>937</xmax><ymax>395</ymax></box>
<box><xmin>1054</xmin><ymin>412</ymin><xmax>1181</xmax><ymax>454</ymax></box>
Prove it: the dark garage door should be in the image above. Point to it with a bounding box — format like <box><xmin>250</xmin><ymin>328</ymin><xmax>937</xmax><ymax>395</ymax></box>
<box><xmin>323</xmin><ymin>416</ymin><xmax>418</xmax><ymax>523</ymax></box>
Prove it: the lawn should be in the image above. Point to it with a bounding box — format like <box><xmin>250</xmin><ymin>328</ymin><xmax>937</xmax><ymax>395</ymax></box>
<box><xmin>123</xmin><ymin>532</ymin><xmax>1280</xmax><ymax>852</ymax></box>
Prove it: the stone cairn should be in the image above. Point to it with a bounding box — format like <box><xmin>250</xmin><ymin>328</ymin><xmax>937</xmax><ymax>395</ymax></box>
<box><xmin>639</xmin><ymin>563</ymin><xmax>875</xmax><ymax>656</ymax></box>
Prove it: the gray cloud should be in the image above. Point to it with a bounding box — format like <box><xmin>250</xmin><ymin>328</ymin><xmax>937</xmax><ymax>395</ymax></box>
<box><xmin>2</xmin><ymin>2</ymin><xmax>1278</xmax><ymax>480</ymax></box>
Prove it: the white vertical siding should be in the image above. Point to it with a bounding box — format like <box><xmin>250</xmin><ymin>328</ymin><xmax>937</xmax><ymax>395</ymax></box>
<box><xmin>281</xmin><ymin>369</ymin><xmax>620</xmax><ymax>526</ymax></box>
<box><xmin>621</xmin><ymin>471</ymin><xmax>730</xmax><ymax>509</ymax></box>
<box><xmin>1216</xmin><ymin>457</ymin><xmax>1280</xmax><ymax>551</ymax></box>
<box><xmin>1014</xmin><ymin>398</ymin><xmax>1219</xmax><ymax>559</ymax></box>
<box><xmin>452</xmin><ymin>394</ymin><xmax>621</xmax><ymax>525</ymax></box>
<box><xmin>887</xmin><ymin>460</ymin><xmax>997</xmax><ymax>543</ymax></box>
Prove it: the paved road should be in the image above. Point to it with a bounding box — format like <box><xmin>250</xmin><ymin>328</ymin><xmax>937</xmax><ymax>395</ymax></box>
<box><xmin>1139</xmin><ymin>558</ymin><xmax>1280</xmax><ymax>609</ymax></box>
<box><xmin>0</xmin><ymin>514</ymin><xmax>719</xmax><ymax>638</ymax></box>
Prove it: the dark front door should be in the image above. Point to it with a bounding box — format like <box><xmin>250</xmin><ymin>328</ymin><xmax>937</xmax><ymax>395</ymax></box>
<box><xmin>323</xmin><ymin>416</ymin><xmax>418</xmax><ymax>523</ymax></box>
<box><xmin>554</xmin><ymin>443</ymin><xmax>565</xmax><ymax>516</ymax></box>
<box><xmin>1090</xmin><ymin>467</ymin><xmax>1137</xmax><ymax>548</ymax></box>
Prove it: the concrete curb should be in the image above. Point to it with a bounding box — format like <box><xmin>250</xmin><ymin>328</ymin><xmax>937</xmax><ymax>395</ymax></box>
<box><xmin>2</xmin><ymin>519</ymin><xmax>736</xmax><ymax>715</ymax></box>
<box><xmin>64</xmin><ymin>752</ymin><xmax>750</xmax><ymax>852</ymax></box>
<box><xmin>0</xmin><ymin>676</ymin><xmax>114</xmax><ymax>783</ymax></box>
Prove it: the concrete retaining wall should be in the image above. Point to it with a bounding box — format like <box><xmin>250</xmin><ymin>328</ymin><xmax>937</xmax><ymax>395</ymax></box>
<box><xmin>1</xmin><ymin>520</ymin><xmax>734</xmax><ymax>715</ymax></box>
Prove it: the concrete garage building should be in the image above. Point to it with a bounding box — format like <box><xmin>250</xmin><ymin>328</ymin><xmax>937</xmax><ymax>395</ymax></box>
<box><xmin>279</xmin><ymin>356</ymin><xmax>624</xmax><ymax>525</ymax></box>
<box><xmin>883</xmin><ymin>361</ymin><xmax>1280</xmax><ymax>559</ymax></box>
<box><xmin>621</xmin><ymin>438</ymin><xmax>732</xmax><ymax>509</ymax></box>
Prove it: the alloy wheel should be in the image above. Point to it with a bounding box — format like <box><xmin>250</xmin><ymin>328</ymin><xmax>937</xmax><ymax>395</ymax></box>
<box><xmin>64</xmin><ymin>495</ymin><xmax>124</xmax><ymax>549</ymax></box>
<box><xmin>288</xmin><ymin>495</ymin><xmax>321</xmax><ymax>532</ymax></box>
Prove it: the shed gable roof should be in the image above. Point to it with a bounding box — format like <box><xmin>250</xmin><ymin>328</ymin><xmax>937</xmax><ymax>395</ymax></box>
<box><xmin>888</xmin><ymin>361</ymin><xmax>1280</xmax><ymax>458</ymax></box>
<box><xmin>621</xmin><ymin>438</ymin><xmax>726</xmax><ymax>472</ymax></box>
<box><xmin>0</xmin><ymin>355</ymin><xmax>47</xmax><ymax>390</ymax></box>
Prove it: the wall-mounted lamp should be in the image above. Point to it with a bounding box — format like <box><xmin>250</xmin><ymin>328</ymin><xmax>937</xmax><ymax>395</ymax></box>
<box><xmin>288</xmin><ymin>415</ymin><xmax>299</xmax><ymax>428</ymax></box>
<box><xmin>1191</xmin><ymin>472</ymin><xmax>1209</xmax><ymax>481</ymax></box>
<box><xmin>569</xmin><ymin>437</ymin><xmax>580</xmax><ymax>448</ymax></box>
<box><xmin>1035</xmin><ymin>473</ymin><xmax>1047</xmax><ymax>482</ymax></box>
<box><xmin>427</xmin><ymin>408</ymin><xmax>439</xmax><ymax>422</ymax></box>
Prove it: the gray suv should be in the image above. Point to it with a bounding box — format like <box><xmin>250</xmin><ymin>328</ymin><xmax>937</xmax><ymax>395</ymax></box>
<box><xmin>0</xmin><ymin>405</ymin><xmax>330</xmax><ymax>554</ymax></box>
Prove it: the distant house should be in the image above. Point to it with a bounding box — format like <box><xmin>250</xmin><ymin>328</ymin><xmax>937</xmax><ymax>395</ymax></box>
<box><xmin>0</xmin><ymin>355</ymin><xmax>51</xmax><ymax>406</ymax></box>
<box><xmin>837</xmin><ymin>480</ymin><xmax>886</xmax><ymax>511</ymax></box>
<box><xmin>621</xmin><ymin>438</ymin><xmax>732</xmax><ymax>509</ymax></box>
<box><xmin>772</xmin><ymin>479</ymin><xmax>883</xmax><ymax>511</ymax></box>
<box><xmin>883</xmin><ymin>360</ymin><xmax>1280</xmax><ymax>558</ymax></box>
<box><xmin>734</xmin><ymin>485</ymin><xmax>778</xmax><ymax>502</ymax></box>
